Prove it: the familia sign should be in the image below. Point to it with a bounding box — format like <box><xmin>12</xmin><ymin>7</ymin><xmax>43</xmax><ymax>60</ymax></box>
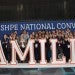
<box><xmin>0</xmin><ymin>21</ymin><xmax>75</xmax><ymax>68</ymax></box>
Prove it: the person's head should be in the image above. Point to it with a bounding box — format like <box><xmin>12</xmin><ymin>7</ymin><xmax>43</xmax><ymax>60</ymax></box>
<box><xmin>14</xmin><ymin>31</ymin><xmax>17</xmax><ymax>35</ymax></box>
<box><xmin>30</xmin><ymin>34</ymin><xmax>32</xmax><ymax>39</ymax></box>
<box><xmin>32</xmin><ymin>32</ymin><xmax>35</xmax><ymax>36</ymax></box>
<box><xmin>38</xmin><ymin>33</ymin><xmax>42</xmax><ymax>39</ymax></box>
<box><xmin>61</xmin><ymin>30</ymin><xmax>65</xmax><ymax>34</ymax></box>
<box><xmin>65</xmin><ymin>34</ymin><xmax>68</xmax><ymax>40</ymax></box>
<box><xmin>23</xmin><ymin>30</ymin><xmax>27</xmax><ymax>34</ymax></box>
<box><xmin>58</xmin><ymin>30</ymin><xmax>61</xmax><ymax>33</ymax></box>
<box><xmin>69</xmin><ymin>33</ymin><xmax>73</xmax><ymax>38</ymax></box>
<box><xmin>46</xmin><ymin>31</ymin><xmax>49</xmax><ymax>35</ymax></box>
<box><xmin>58</xmin><ymin>32</ymin><xmax>62</xmax><ymax>37</ymax></box>
<box><xmin>56</xmin><ymin>29</ymin><xmax>58</xmax><ymax>33</ymax></box>
<box><xmin>66</xmin><ymin>28</ymin><xmax>70</xmax><ymax>32</ymax></box>
<box><xmin>73</xmin><ymin>31</ymin><xmax>75</xmax><ymax>36</ymax></box>
<box><xmin>42</xmin><ymin>34</ymin><xmax>45</xmax><ymax>38</ymax></box>
<box><xmin>42</xmin><ymin>31</ymin><xmax>45</xmax><ymax>34</ymax></box>
<box><xmin>73</xmin><ymin>35</ymin><xmax>75</xmax><ymax>38</ymax></box>
<box><xmin>4</xmin><ymin>34</ymin><xmax>8</xmax><ymax>39</ymax></box>
<box><xmin>49</xmin><ymin>33</ymin><xmax>52</xmax><ymax>38</ymax></box>
<box><xmin>35</xmin><ymin>33</ymin><xmax>38</xmax><ymax>39</ymax></box>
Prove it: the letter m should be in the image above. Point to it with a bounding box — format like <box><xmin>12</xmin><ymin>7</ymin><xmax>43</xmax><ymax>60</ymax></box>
<box><xmin>10</xmin><ymin>39</ymin><xmax>36</xmax><ymax>65</ymax></box>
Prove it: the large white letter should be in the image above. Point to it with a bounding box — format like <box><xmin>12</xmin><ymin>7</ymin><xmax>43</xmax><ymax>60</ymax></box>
<box><xmin>39</xmin><ymin>39</ymin><xmax>47</xmax><ymax>64</ymax></box>
<box><xmin>10</xmin><ymin>39</ymin><xmax>36</xmax><ymax>65</ymax></box>
<box><xmin>70</xmin><ymin>39</ymin><xmax>75</xmax><ymax>64</ymax></box>
<box><xmin>50</xmin><ymin>39</ymin><xmax>66</xmax><ymax>64</ymax></box>
<box><xmin>0</xmin><ymin>41</ymin><xmax>7</xmax><ymax>65</ymax></box>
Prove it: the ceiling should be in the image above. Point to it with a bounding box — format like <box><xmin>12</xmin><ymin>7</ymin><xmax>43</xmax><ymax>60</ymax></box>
<box><xmin>0</xmin><ymin>0</ymin><xmax>74</xmax><ymax>21</ymax></box>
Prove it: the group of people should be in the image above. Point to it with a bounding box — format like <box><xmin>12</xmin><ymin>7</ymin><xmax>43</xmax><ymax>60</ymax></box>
<box><xmin>1</xmin><ymin>29</ymin><xmax>75</xmax><ymax>63</ymax></box>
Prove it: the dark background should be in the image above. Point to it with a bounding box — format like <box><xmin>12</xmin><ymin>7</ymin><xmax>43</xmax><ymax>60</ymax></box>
<box><xmin>0</xmin><ymin>0</ymin><xmax>75</xmax><ymax>21</ymax></box>
<box><xmin>0</xmin><ymin>1</ymin><xmax>75</xmax><ymax>75</ymax></box>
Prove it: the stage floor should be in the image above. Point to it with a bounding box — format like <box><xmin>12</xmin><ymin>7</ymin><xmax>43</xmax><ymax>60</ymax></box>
<box><xmin>0</xmin><ymin>63</ymin><xmax>75</xmax><ymax>68</ymax></box>
<box><xmin>0</xmin><ymin>68</ymin><xmax>75</xmax><ymax>75</ymax></box>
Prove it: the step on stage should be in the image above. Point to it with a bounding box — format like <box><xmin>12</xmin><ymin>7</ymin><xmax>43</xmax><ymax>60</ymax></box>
<box><xmin>0</xmin><ymin>68</ymin><xmax>75</xmax><ymax>75</ymax></box>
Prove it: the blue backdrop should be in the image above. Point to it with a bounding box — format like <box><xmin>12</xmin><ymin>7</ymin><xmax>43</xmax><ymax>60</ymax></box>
<box><xmin>0</xmin><ymin>20</ymin><xmax>75</xmax><ymax>39</ymax></box>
